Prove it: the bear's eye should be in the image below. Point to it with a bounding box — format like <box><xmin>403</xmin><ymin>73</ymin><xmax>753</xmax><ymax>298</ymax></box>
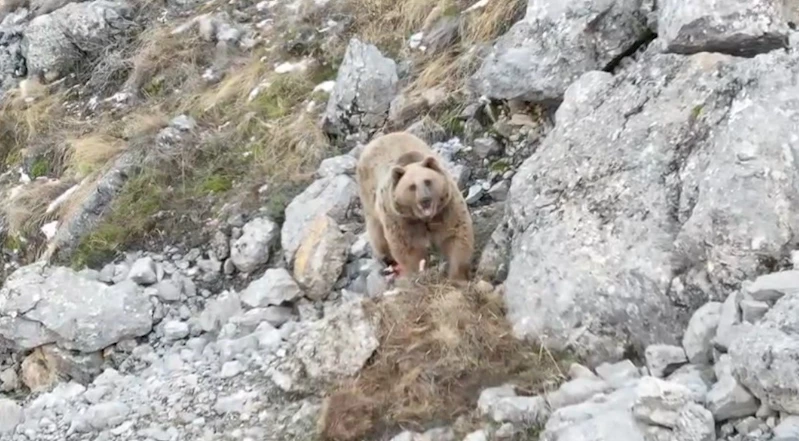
<box><xmin>409</xmin><ymin>184</ymin><xmax>417</xmax><ymax>191</ymax></box>
<box><xmin>423</xmin><ymin>179</ymin><xmax>432</xmax><ymax>187</ymax></box>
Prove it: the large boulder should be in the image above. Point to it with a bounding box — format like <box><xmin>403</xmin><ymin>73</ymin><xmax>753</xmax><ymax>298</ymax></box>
<box><xmin>281</xmin><ymin>175</ymin><xmax>358</xmax><ymax>264</ymax></box>
<box><xmin>658</xmin><ymin>0</ymin><xmax>789</xmax><ymax>57</ymax></box>
<box><xmin>503</xmin><ymin>49</ymin><xmax>799</xmax><ymax>365</ymax></box>
<box><xmin>0</xmin><ymin>263</ymin><xmax>153</xmax><ymax>352</ymax></box>
<box><xmin>470</xmin><ymin>0</ymin><xmax>651</xmax><ymax>103</ymax></box>
<box><xmin>729</xmin><ymin>294</ymin><xmax>799</xmax><ymax>414</ymax></box>
<box><xmin>22</xmin><ymin>0</ymin><xmax>133</xmax><ymax>78</ymax></box>
<box><xmin>323</xmin><ymin>38</ymin><xmax>398</xmax><ymax>136</ymax></box>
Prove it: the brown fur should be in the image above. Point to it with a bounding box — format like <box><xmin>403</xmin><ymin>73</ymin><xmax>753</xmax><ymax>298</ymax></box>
<box><xmin>356</xmin><ymin>131</ymin><xmax>474</xmax><ymax>280</ymax></box>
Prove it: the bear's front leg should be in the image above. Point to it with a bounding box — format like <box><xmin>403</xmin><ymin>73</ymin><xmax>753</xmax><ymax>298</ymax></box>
<box><xmin>438</xmin><ymin>235</ymin><xmax>473</xmax><ymax>281</ymax></box>
<box><xmin>384</xmin><ymin>223</ymin><xmax>427</xmax><ymax>279</ymax></box>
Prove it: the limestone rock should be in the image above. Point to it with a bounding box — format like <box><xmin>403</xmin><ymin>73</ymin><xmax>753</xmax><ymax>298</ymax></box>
<box><xmin>293</xmin><ymin>215</ymin><xmax>351</xmax><ymax>301</ymax></box>
<box><xmin>471</xmin><ymin>0</ymin><xmax>651</xmax><ymax>102</ymax></box>
<box><xmin>673</xmin><ymin>403</ymin><xmax>715</xmax><ymax>441</ymax></box>
<box><xmin>128</xmin><ymin>256</ymin><xmax>157</xmax><ymax>285</ymax></box>
<box><xmin>0</xmin><ymin>263</ymin><xmax>153</xmax><ymax>353</ymax></box>
<box><xmin>744</xmin><ymin>270</ymin><xmax>799</xmax><ymax>303</ymax></box>
<box><xmin>729</xmin><ymin>294</ymin><xmax>799</xmax><ymax>414</ymax></box>
<box><xmin>229</xmin><ymin>217</ymin><xmax>278</xmax><ymax>273</ymax></box>
<box><xmin>682</xmin><ymin>302</ymin><xmax>722</xmax><ymax>364</ymax></box>
<box><xmin>281</xmin><ymin>175</ymin><xmax>358</xmax><ymax>263</ymax></box>
<box><xmin>658</xmin><ymin>0</ymin><xmax>789</xmax><ymax>57</ymax></box>
<box><xmin>323</xmin><ymin>38</ymin><xmax>398</xmax><ymax>136</ymax></box>
<box><xmin>503</xmin><ymin>50</ymin><xmax>799</xmax><ymax>364</ymax></box>
<box><xmin>645</xmin><ymin>345</ymin><xmax>688</xmax><ymax>378</ymax></box>
<box><xmin>632</xmin><ymin>376</ymin><xmax>694</xmax><ymax>428</ymax></box>
<box><xmin>241</xmin><ymin>268</ymin><xmax>303</xmax><ymax>308</ymax></box>
<box><xmin>0</xmin><ymin>399</ymin><xmax>22</xmax><ymax>434</ymax></box>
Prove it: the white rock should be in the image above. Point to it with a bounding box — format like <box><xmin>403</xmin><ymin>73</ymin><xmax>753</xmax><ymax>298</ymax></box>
<box><xmin>774</xmin><ymin>415</ymin><xmax>799</xmax><ymax>439</ymax></box>
<box><xmin>745</xmin><ymin>270</ymin><xmax>799</xmax><ymax>302</ymax></box>
<box><xmin>595</xmin><ymin>360</ymin><xmax>640</xmax><ymax>389</ymax></box>
<box><xmin>645</xmin><ymin>344</ymin><xmax>688</xmax><ymax>378</ymax></box>
<box><xmin>163</xmin><ymin>321</ymin><xmax>189</xmax><ymax>341</ymax></box>
<box><xmin>128</xmin><ymin>257</ymin><xmax>158</xmax><ymax>285</ymax></box>
<box><xmin>220</xmin><ymin>361</ymin><xmax>244</xmax><ymax>379</ymax></box>
<box><xmin>0</xmin><ymin>399</ymin><xmax>23</xmax><ymax>434</ymax></box>
<box><xmin>241</xmin><ymin>268</ymin><xmax>303</xmax><ymax>307</ymax></box>
<box><xmin>230</xmin><ymin>217</ymin><xmax>278</xmax><ymax>273</ymax></box>
<box><xmin>632</xmin><ymin>376</ymin><xmax>694</xmax><ymax>428</ymax></box>
<box><xmin>673</xmin><ymin>403</ymin><xmax>715</xmax><ymax>441</ymax></box>
<box><xmin>682</xmin><ymin>302</ymin><xmax>721</xmax><ymax>364</ymax></box>
<box><xmin>706</xmin><ymin>371</ymin><xmax>759</xmax><ymax>422</ymax></box>
<box><xmin>740</xmin><ymin>299</ymin><xmax>769</xmax><ymax>323</ymax></box>
<box><xmin>546</xmin><ymin>377</ymin><xmax>613</xmax><ymax>409</ymax></box>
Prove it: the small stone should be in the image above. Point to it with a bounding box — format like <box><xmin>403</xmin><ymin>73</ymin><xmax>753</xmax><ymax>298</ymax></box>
<box><xmin>774</xmin><ymin>415</ymin><xmax>799</xmax><ymax>439</ymax></box>
<box><xmin>568</xmin><ymin>363</ymin><xmax>597</xmax><ymax>380</ymax></box>
<box><xmin>487</xmin><ymin>180</ymin><xmax>510</xmax><ymax>201</ymax></box>
<box><xmin>744</xmin><ymin>270</ymin><xmax>799</xmax><ymax>303</ymax></box>
<box><xmin>0</xmin><ymin>368</ymin><xmax>19</xmax><ymax>392</ymax></box>
<box><xmin>473</xmin><ymin>137</ymin><xmax>502</xmax><ymax>158</ymax></box>
<box><xmin>241</xmin><ymin>268</ymin><xmax>303</xmax><ymax>307</ymax></box>
<box><xmin>713</xmin><ymin>291</ymin><xmax>742</xmax><ymax>351</ymax></box>
<box><xmin>230</xmin><ymin>217</ymin><xmax>279</xmax><ymax>273</ymax></box>
<box><xmin>85</xmin><ymin>401</ymin><xmax>131</xmax><ymax>430</ymax></box>
<box><xmin>349</xmin><ymin>233</ymin><xmax>370</xmax><ymax>259</ymax></box>
<box><xmin>220</xmin><ymin>361</ymin><xmax>244</xmax><ymax>379</ymax></box>
<box><xmin>0</xmin><ymin>399</ymin><xmax>22</xmax><ymax>434</ymax></box>
<box><xmin>463</xmin><ymin>430</ymin><xmax>488</xmax><ymax>441</ymax></box>
<box><xmin>595</xmin><ymin>360</ymin><xmax>640</xmax><ymax>388</ymax></box>
<box><xmin>632</xmin><ymin>377</ymin><xmax>694</xmax><ymax>428</ymax></box>
<box><xmin>666</xmin><ymin>364</ymin><xmax>713</xmax><ymax>403</ymax></box>
<box><xmin>682</xmin><ymin>302</ymin><xmax>722</xmax><ymax>364</ymax></box>
<box><xmin>366</xmin><ymin>268</ymin><xmax>389</xmax><ymax>297</ymax></box>
<box><xmin>317</xmin><ymin>155</ymin><xmax>357</xmax><ymax>178</ymax></box>
<box><xmin>706</xmin><ymin>372</ymin><xmax>759</xmax><ymax>422</ymax></box>
<box><xmin>465</xmin><ymin>184</ymin><xmax>485</xmax><ymax>205</ymax></box>
<box><xmin>740</xmin><ymin>299</ymin><xmax>769</xmax><ymax>323</ymax></box>
<box><xmin>162</xmin><ymin>321</ymin><xmax>189</xmax><ymax>342</ymax></box>
<box><xmin>154</xmin><ymin>279</ymin><xmax>182</xmax><ymax>302</ymax></box>
<box><xmin>99</xmin><ymin>263</ymin><xmax>116</xmax><ymax>283</ymax></box>
<box><xmin>734</xmin><ymin>417</ymin><xmax>761</xmax><ymax>435</ymax></box>
<box><xmin>128</xmin><ymin>257</ymin><xmax>158</xmax><ymax>285</ymax></box>
<box><xmin>292</xmin><ymin>215</ymin><xmax>351</xmax><ymax>301</ymax></box>
<box><xmin>645</xmin><ymin>344</ymin><xmax>688</xmax><ymax>378</ymax></box>
<box><xmin>546</xmin><ymin>377</ymin><xmax>613</xmax><ymax>409</ymax></box>
<box><xmin>673</xmin><ymin>402</ymin><xmax>715</xmax><ymax>441</ymax></box>
<box><xmin>211</xmin><ymin>230</ymin><xmax>230</xmax><ymax>260</ymax></box>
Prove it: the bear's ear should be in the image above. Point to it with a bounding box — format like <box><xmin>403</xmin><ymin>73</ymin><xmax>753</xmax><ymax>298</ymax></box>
<box><xmin>391</xmin><ymin>166</ymin><xmax>405</xmax><ymax>185</ymax></box>
<box><xmin>421</xmin><ymin>155</ymin><xmax>442</xmax><ymax>172</ymax></box>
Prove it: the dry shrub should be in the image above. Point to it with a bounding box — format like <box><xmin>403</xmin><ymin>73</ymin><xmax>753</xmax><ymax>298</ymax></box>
<box><xmin>320</xmin><ymin>274</ymin><xmax>567</xmax><ymax>441</ymax></box>
<box><xmin>461</xmin><ymin>0</ymin><xmax>526</xmax><ymax>44</ymax></box>
<box><xmin>66</xmin><ymin>133</ymin><xmax>127</xmax><ymax>178</ymax></box>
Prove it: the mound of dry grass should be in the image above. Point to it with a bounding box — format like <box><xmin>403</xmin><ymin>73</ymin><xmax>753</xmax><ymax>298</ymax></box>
<box><xmin>319</xmin><ymin>274</ymin><xmax>567</xmax><ymax>441</ymax></box>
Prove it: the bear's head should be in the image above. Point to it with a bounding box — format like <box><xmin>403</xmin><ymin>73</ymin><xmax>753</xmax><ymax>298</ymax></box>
<box><xmin>391</xmin><ymin>155</ymin><xmax>451</xmax><ymax>220</ymax></box>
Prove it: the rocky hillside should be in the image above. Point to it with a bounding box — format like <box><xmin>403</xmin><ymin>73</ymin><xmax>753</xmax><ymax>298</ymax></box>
<box><xmin>1</xmin><ymin>0</ymin><xmax>799</xmax><ymax>439</ymax></box>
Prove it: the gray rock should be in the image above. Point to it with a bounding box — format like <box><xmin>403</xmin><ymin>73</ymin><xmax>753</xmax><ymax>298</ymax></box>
<box><xmin>483</xmin><ymin>395</ymin><xmax>550</xmax><ymax>425</ymax></box>
<box><xmin>714</xmin><ymin>291</ymin><xmax>742</xmax><ymax>351</ymax></box>
<box><xmin>23</xmin><ymin>0</ymin><xmax>133</xmax><ymax>78</ymax></box>
<box><xmin>317</xmin><ymin>155</ymin><xmax>357</xmax><ymax>178</ymax></box>
<box><xmin>128</xmin><ymin>257</ymin><xmax>157</xmax><ymax>285</ymax></box>
<box><xmin>740</xmin><ymin>299</ymin><xmax>769</xmax><ymax>323</ymax></box>
<box><xmin>658</xmin><ymin>0</ymin><xmax>789</xmax><ymax>57</ymax></box>
<box><xmin>241</xmin><ymin>268</ymin><xmax>303</xmax><ymax>308</ymax></box>
<box><xmin>543</xmin><ymin>408</ymin><xmax>646</xmax><ymax>441</ymax></box>
<box><xmin>465</xmin><ymin>184</ymin><xmax>485</xmax><ymax>205</ymax></box>
<box><xmin>38</xmin><ymin>344</ymin><xmax>104</xmax><ymax>385</ymax></box>
<box><xmin>774</xmin><ymin>416</ymin><xmax>799</xmax><ymax>439</ymax></box>
<box><xmin>281</xmin><ymin>175</ymin><xmax>359</xmax><ymax>263</ymax></box>
<box><xmin>219</xmin><ymin>360</ymin><xmax>243</xmax><ymax>378</ymax></box>
<box><xmin>503</xmin><ymin>50</ymin><xmax>799</xmax><ymax>365</ymax></box>
<box><xmin>568</xmin><ymin>363</ymin><xmax>598</xmax><ymax>380</ymax></box>
<box><xmin>706</xmin><ymin>369</ymin><xmax>759</xmax><ymax>422</ymax></box>
<box><xmin>198</xmin><ymin>290</ymin><xmax>242</xmax><ymax>332</ymax></box>
<box><xmin>292</xmin><ymin>215</ymin><xmax>351</xmax><ymax>301</ymax></box>
<box><xmin>673</xmin><ymin>403</ymin><xmax>715</xmax><ymax>441</ymax></box>
<box><xmin>323</xmin><ymin>38</ymin><xmax>398</xmax><ymax>136</ymax></box>
<box><xmin>470</xmin><ymin>0</ymin><xmax>650</xmax><ymax>102</ymax></box>
<box><xmin>0</xmin><ymin>398</ymin><xmax>22</xmax><ymax>434</ymax></box>
<box><xmin>745</xmin><ymin>270</ymin><xmax>799</xmax><ymax>302</ymax></box>
<box><xmin>632</xmin><ymin>376</ymin><xmax>694</xmax><ymax>428</ymax></box>
<box><xmin>729</xmin><ymin>294</ymin><xmax>799</xmax><ymax>414</ymax></box>
<box><xmin>473</xmin><ymin>137</ymin><xmax>502</xmax><ymax>158</ymax></box>
<box><xmin>546</xmin><ymin>377</ymin><xmax>613</xmax><ymax>409</ymax></box>
<box><xmin>405</xmin><ymin>117</ymin><xmax>447</xmax><ymax>145</ymax></box>
<box><xmin>231</xmin><ymin>306</ymin><xmax>293</xmax><ymax>329</ymax></box>
<box><xmin>488</xmin><ymin>180</ymin><xmax>511</xmax><ymax>202</ymax></box>
<box><xmin>0</xmin><ymin>368</ymin><xmax>18</xmax><ymax>392</ymax></box>
<box><xmin>211</xmin><ymin>230</ymin><xmax>230</xmax><ymax>260</ymax></box>
<box><xmin>85</xmin><ymin>401</ymin><xmax>130</xmax><ymax>430</ymax></box>
<box><xmin>229</xmin><ymin>217</ymin><xmax>278</xmax><ymax>273</ymax></box>
<box><xmin>0</xmin><ymin>263</ymin><xmax>153</xmax><ymax>352</ymax></box>
<box><xmin>291</xmin><ymin>299</ymin><xmax>378</xmax><ymax>381</ymax></box>
<box><xmin>154</xmin><ymin>279</ymin><xmax>182</xmax><ymax>302</ymax></box>
<box><xmin>666</xmin><ymin>364</ymin><xmax>714</xmax><ymax>404</ymax></box>
<box><xmin>163</xmin><ymin>320</ymin><xmax>189</xmax><ymax>341</ymax></box>
<box><xmin>682</xmin><ymin>302</ymin><xmax>722</xmax><ymax>364</ymax></box>
<box><xmin>645</xmin><ymin>345</ymin><xmax>688</xmax><ymax>378</ymax></box>
<box><xmin>595</xmin><ymin>360</ymin><xmax>640</xmax><ymax>389</ymax></box>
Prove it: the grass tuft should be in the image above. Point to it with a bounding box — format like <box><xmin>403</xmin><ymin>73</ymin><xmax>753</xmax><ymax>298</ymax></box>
<box><xmin>319</xmin><ymin>274</ymin><xmax>567</xmax><ymax>440</ymax></box>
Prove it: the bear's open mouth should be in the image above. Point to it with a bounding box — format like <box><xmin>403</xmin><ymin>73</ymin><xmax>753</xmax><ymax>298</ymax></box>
<box><xmin>419</xmin><ymin>204</ymin><xmax>435</xmax><ymax>218</ymax></box>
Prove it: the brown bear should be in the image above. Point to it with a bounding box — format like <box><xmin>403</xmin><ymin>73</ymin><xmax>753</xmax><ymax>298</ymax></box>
<box><xmin>356</xmin><ymin>131</ymin><xmax>474</xmax><ymax>280</ymax></box>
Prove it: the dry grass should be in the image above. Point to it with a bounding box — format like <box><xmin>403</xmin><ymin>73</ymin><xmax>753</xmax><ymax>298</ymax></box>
<box><xmin>3</xmin><ymin>179</ymin><xmax>74</xmax><ymax>238</ymax></box>
<box><xmin>65</xmin><ymin>134</ymin><xmax>127</xmax><ymax>179</ymax></box>
<box><xmin>319</xmin><ymin>274</ymin><xmax>567</xmax><ymax>441</ymax></box>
